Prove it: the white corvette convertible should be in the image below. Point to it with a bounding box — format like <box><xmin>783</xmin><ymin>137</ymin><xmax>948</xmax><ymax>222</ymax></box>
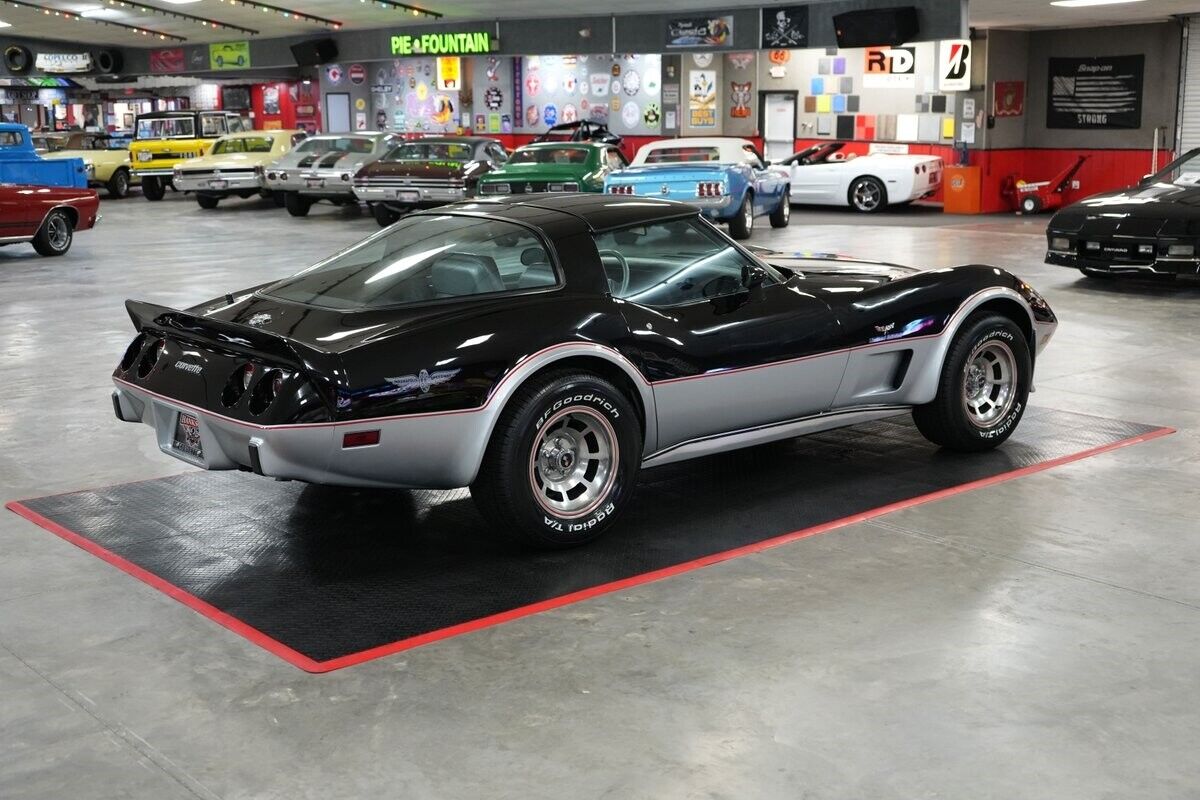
<box><xmin>779</xmin><ymin>142</ymin><xmax>943</xmax><ymax>213</ymax></box>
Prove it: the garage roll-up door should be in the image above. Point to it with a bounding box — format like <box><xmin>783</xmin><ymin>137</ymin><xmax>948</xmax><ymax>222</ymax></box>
<box><xmin>1179</xmin><ymin>18</ymin><xmax>1200</xmax><ymax>153</ymax></box>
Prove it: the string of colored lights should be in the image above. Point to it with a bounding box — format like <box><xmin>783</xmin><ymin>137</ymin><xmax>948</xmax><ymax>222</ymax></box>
<box><xmin>4</xmin><ymin>0</ymin><xmax>186</xmax><ymax>41</ymax></box>
<box><xmin>359</xmin><ymin>0</ymin><xmax>442</xmax><ymax>19</ymax></box>
<box><xmin>92</xmin><ymin>0</ymin><xmax>258</xmax><ymax>35</ymax></box>
<box><xmin>211</xmin><ymin>0</ymin><xmax>344</xmax><ymax>29</ymax></box>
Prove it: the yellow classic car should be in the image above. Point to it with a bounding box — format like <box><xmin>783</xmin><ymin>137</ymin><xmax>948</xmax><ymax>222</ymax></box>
<box><xmin>39</xmin><ymin>132</ymin><xmax>140</xmax><ymax>198</ymax></box>
<box><xmin>173</xmin><ymin>129</ymin><xmax>307</xmax><ymax>209</ymax></box>
<box><xmin>130</xmin><ymin>110</ymin><xmax>247</xmax><ymax>201</ymax></box>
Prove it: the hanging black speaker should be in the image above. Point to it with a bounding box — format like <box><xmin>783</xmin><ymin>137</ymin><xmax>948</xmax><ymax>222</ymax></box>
<box><xmin>290</xmin><ymin>39</ymin><xmax>338</xmax><ymax>67</ymax></box>
<box><xmin>832</xmin><ymin>7</ymin><xmax>920</xmax><ymax>48</ymax></box>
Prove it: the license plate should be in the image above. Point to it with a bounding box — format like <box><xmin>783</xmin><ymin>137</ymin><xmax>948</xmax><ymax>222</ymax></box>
<box><xmin>305</xmin><ymin>177</ymin><xmax>324</xmax><ymax>188</ymax></box>
<box><xmin>206</xmin><ymin>179</ymin><xmax>228</xmax><ymax>190</ymax></box>
<box><xmin>173</xmin><ymin>412</ymin><xmax>203</xmax><ymax>459</ymax></box>
<box><xmin>929</xmin><ymin>172</ymin><xmax>940</xmax><ymax>183</ymax></box>
<box><xmin>392</xmin><ymin>189</ymin><xmax>421</xmax><ymax>203</ymax></box>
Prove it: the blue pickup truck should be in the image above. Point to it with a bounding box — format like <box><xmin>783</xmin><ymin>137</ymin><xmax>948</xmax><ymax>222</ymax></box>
<box><xmin>0</xmin><ymin>123</ymin><xmax>88</xmax><ymax>188</ymax></box>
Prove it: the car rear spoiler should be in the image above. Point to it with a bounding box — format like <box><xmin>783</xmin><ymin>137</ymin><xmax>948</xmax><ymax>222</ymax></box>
<box><xmin>125</xmin><ymin>299</ymin><xmax>342</xmax><ymax>417</ymax></box>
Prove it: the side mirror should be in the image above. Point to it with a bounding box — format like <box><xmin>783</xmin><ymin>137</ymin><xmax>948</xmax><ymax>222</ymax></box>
<box><xmin>742</xmin><ymin>264</ymin><xmax>769</xmax><ymax>289</ymax></box>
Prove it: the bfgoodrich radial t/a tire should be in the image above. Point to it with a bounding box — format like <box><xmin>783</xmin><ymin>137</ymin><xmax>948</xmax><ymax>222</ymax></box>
<box><xmin>913</xmin><ymin>312</ymin><xmax>1031</xmax><ymax>452</ymax></box>
<box><xmin>472</xmin><ymin>371</ymin><xmax>641</xmax><ymax>549</ymax></box>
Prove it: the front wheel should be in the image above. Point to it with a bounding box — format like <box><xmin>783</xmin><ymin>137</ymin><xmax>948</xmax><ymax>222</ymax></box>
<box><xmin>727</xmin><ymin>193</ymin><xmax>753</xmax><ymax>240</ymax></box>
<box><xmin>141</xmin><ymin>175</ymin><xmax>165</xmax><ymax>201</ymax></box>
<box><xmin>849</xmin><ymin>176</ymin><xmax>887</xmax><ymax>213</ymax></box>
<box><xmin>196</xmin><ymin>194</ymin><xmax>220</xmax><ymax>209</ymax></box>
<box><xmin>106</xmin><ymin>168</ymin><xmax>130</xmax><ymax>198</ymax></box>
<box><xmin>769</xmin><ymin>194</ymin><xmax>790</xmax><ymax>228</ymax></box>
<box><xmin>912</xmin><ymin>313</ymin><xmax>1031</xmax><ymax>452</ymax></box>
<box><xmin>32</xmin><ymin>209</ymin><xmax>73</xmax><ymax>256</ymax></box>
<box><xmin>372</xmin><ymin>202</ymin><xmax>402</xmax><ymax>227</ymax></box>
<box><xmin>471</xmin><ymin>371</ymin><xmax>642</xmax><ymax>549</ymax></box>
<box><xmin>284</xmin><ymin>191</ymin><xmax>312</xmax><ymax>217</ymax></box>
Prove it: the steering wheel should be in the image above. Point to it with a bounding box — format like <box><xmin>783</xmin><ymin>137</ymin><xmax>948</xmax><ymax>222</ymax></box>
<box><xmin>597</xmin><ymin>248</ymin><xmax>631</xmax><ymax>296</ymax></box>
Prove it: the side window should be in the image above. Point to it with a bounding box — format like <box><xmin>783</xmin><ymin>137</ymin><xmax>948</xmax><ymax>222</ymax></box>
<box><xmin>291</xmin><ymin>132</ymin><xmax>307</xmax><ymax>147</ymax></box>
<box><xmin>741</xmin><ymin>145</ymin><xmax>766</xmax><ymax>169</ymax></box>
<box><xmin>593</xmin><ymin>219</ymin><xmax>761</xmax><ymax>306</ymax></box>
<box><xmin>228</xmin><ymin>116</ymin><xmax>246</xmax><ymax>133</ymax></box>
<box><xmin>605</xmin><ymin>148</ymin><xmax>625</xmax><ymax>170</ymax></box>
<box><xmin>201</xmin><ymin>115</ymin><xmax>227</xmax><ymax>136</ymax></box>
<box><xmin>0</xmin><ymin>131</ymin><xmax>20</xmax><ymax>147</ymax></box>
<box><xmin>488</xmin><ymin>144</ymin><xmax>508</xmax><ymax>163</ymax></box>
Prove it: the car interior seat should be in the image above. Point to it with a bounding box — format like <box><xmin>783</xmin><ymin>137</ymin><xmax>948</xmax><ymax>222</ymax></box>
<box><xmin>431</xmin><ymin>252</ymin><xmax>504</xmax><ymax>297</ymax></box>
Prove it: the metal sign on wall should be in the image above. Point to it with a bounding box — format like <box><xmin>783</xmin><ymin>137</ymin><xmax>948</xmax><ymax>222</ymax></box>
<box><xmin>761</xmin><ymin>6</ymin><xmax>808</xmax><ymax>49</ymax></box>
<box><xmin>1047</xmin><ymin>55</ymin><xmax>1144</xmax><ymax>129</ymax></box>
<box><xmin>666</xmin><ymin>15</ymin><xmax>734</xmax><ymax>48</ymax></box>
<box><xmin>34</xmin><ymin>52</ymin><xmax>92</xmax><ymax>73</ymax></box>
<box><xmin>938</xmin><ymin>39</ymin><xmax>971</xmax><ymax>92</ymax></box>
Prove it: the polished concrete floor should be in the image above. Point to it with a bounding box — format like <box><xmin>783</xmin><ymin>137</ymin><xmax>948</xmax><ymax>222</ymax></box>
<box><xmin>2</xmin><ymin>193</ymin><xmax>1198</xmax><ymax>799</ymax></box>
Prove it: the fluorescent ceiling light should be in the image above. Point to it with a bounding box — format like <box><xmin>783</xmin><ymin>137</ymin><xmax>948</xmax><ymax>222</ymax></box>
<box><xmin>1050</xmin><ymin>0</ymin><xmax>1148</xmax><ymax>7</ymax></box>
<box><xmin>158</xmin><ymin>0</ymin><xmax>203</xmax><ymax>4</ymax></box>
<box><xmin>77</xmin><ymin>5</ymin><xmax>117</xmax><ymax>16</ymax></box>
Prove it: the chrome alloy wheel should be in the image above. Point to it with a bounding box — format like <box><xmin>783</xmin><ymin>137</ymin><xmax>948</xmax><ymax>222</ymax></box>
<box><xmin>529</xmin><ymin>407</ymin><xmax>619</xmax><ymax>518</ymax></box>
<box><xmin>962</xmin><ymin>340</ymin><xmax>1017</xmax><ymax>428</ymax></box>
<box><xmin>46</xmin><ymin>215</ymin><xmax>70</xmax><ymax>251</ymax></box>
<box><xmin>853</xmin><ymin>180</ymin><xmax>882</xmax><ymax>212</ymax></box>
<box><xmin>743</xmin><ymin>196</ymin><xmax>754</xmax><ymax>231</ymax></box>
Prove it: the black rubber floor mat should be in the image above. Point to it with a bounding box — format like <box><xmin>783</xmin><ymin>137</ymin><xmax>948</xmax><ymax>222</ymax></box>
<box><xmin>7</xmin><ymin>409</ymin><xmax>1170</xmax><ymax>672</ymax></box>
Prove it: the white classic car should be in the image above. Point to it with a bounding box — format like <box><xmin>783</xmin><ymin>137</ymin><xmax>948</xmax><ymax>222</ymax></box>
<box><xmin>779</xmin><ymin>142</ymin><xmax>943</xmax><ymax>212</ymax></box>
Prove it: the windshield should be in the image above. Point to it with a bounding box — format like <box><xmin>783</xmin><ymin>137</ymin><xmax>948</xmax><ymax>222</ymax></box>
<box><xmin>212</xmin><ymin>136</ymin><xmax>275</xmax><ymax>154</ymax></box>
<box><xmin>264</xmin><ymin>215</ymin><xmax>557</xmax><ymax>310</ymax></box>
<box><xmin>386</xmin><ymin>142</ymin><xmax>473</xmax><ymax>162</ymax></box>
<box><xmin>295</xmin><ymin>136</ymin><xmax>375</xmax><ymax>155</ymax></box>
<box><xmin>136</xmin><ymin>116</ymin><xmax>194</xmax><ymax>139</ymax></box>
<box><xmin>510</xmin><ymin>146</ymin><xmax>590</xmax><ymax>165</ymax></box>
<box><xmin>644</xmin><ymin>146</ymin><xmax>720</xmax><ymax>164</ymax></box>
<box><xmin>1147</xmin><ymin>151</ymin><xmax>1200</xmax><ymax>187</ymax></box>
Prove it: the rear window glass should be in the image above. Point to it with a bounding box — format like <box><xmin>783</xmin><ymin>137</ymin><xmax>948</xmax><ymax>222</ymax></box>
<box><xmin>294</xmin><ymin>136</ymin><xmax>375</xmax><ymax>155</ymax></box>
<box><xmin>386</xmin><ymin>142</ymin><xmax>473</xmax><ymax>162</ymax></box>
<box><xmin>265</xmin><ymin>215</ymin><xmax>558</xmax><ymax>310</ymax></box>
<box><xmin>644</xmin><ymin>147</ymin><xmax>720</xmax><ymax>163</ymax></box>
<box><xmin>136</xmin><ymin>116</ymin><xmax>194</xmax><ymax>139</ymax></box>
<box><xmin>510</xmin><ymin>147</ymin><xmax>590</xmax><ymax>164</ymax></box>
<box><xmin>212</xmin><ymin>136</ymin><xmax>275</xmax><ymax>154</ymax></box>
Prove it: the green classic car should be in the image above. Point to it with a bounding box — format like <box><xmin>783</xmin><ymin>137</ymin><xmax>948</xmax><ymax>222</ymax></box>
<box><xmin>476</xmin><ymin>141</ymin><xmax>627</xmax><ymax>196</ymax></box>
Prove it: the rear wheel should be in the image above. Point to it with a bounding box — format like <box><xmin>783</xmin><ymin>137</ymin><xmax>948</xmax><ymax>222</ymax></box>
<box><xmin>106</xmin><ymin>168</ymin><xmax>130</xmax><ymax>199</ymax></box>
<box><xmin>32</xmin><ymin>209</ymin><xmax>73</xmax><ymax>257</ymax></box>
<box><xmin>284</xmin><ymin>191</ymin><xmax>312</xmax><ymax>217</ymax></box>
<box><xmin>769</xmin><ymin>193</ymin><xmax>790</xmax><ymax>228</ymax></box>
<box><xmin>727</xmin><ymin>193</ymin><xmax>753</xmax><ymax>240</ymax></box>
<box><xmin>196</xmin><ymin>194</ymin><xmax>220</xmax><ymax>209</ymax></box>
<box><xmin>912</xmin><ymin>313</ymin><xmax>1031</xmax><ymax>452</ymax></box>
<box><xmin>471</xmin><ymin>371</ymin><xmax>641</xmax><ymax>549</ymax></box>
<box><xmin>849</xmin><ymin>176</ymin><xmax>886</xmax><ymax>213</ymax></box>
<box><xmin>141</xmin><ymin>176</ymin><xmax>165</xmax><ymax>201</ymax></box>
<box><xmin>373</xmin><ymin>202</ymin><xmax>402</xmax><ymax>227</ymax></box>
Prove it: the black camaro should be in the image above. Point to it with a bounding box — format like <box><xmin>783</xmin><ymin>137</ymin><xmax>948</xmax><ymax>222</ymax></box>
<box><xmin>1046</xmin><ymin>148</ymin><xmax>1200</xmax><ymax>278</ymax></box>
<box><xmin>113</xmin><ymin>194</ymin><xmax>1056</xmax><ymax>548</ymax></box>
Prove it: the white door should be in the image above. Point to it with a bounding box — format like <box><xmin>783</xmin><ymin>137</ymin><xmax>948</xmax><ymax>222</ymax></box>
<box><xmin>762</xmin><ymin>93</ymin><xmax>797</xmax><ymax>162</ymax></box>
<box><xmin>325</xmin><ymin>93</ymin><xmax>351</xmax><ymax>134</ymax></box>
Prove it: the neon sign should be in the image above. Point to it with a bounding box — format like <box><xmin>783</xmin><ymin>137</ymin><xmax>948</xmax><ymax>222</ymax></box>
<box><xmin>391</xmin><ymin>32</ymin><xmax>492</xmax><ymax>56</ymax></box>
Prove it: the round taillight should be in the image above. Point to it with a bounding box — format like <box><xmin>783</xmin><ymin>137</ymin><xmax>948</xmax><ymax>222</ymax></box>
<box><xmin>120</xmin><ymin>334</ymin><xmax>146</xmax><ymax>372</ymax></box>
<box><xmin>279</xmin><ymin>171</ymin><xmax>288</xmax><ymax>180</ymax></box>
<box><xmin>136</xmin><ymin>338</ymin><xmax>165</xmax><ymax>378</ymax></box>
<box><xmin>341</xmin><ymin>173</ymin><xmax>351</xmax><ymax>181</ymax></box>
<box><xmin>248</xmin><ymin>370</ymin><xmax>284</xmax><ymax>416</ymax></box>
<box><xmin>267</xmin><ymin>171</ymin><xmax>276</xmax><ymax>180</ymax></box>
<box><xmin>242</xmin><ymin>364</ymin><xmax>255</xmax><ymax>391</ymax></box>
<box><xmin>221</xmin><ymin>363</ymin><xmax>255</xmax><ymax>407</ymax></box>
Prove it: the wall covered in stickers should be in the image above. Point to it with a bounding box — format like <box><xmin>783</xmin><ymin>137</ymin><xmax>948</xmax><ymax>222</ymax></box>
<box><xmin>514</xmin><ymin>54</ymin><xmax>663</xmax><ymax>137</ymax></box>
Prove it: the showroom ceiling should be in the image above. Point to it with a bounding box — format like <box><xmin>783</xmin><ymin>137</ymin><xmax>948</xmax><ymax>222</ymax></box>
<box><xmin>0</xmin><ymin>0</ymin><xmax>1192</xmax><ymax>48</ymax></box>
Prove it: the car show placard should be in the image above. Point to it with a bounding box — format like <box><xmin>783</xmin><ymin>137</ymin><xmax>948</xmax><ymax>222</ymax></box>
<box><xmin>761</xmin><ymin>6</ymin><xmax>808</xmax><ymax>49</ymax></box>
<box><xmin>666</xmin><ymin>15</ymin><xmax>733</xmax><ymax>48</ymax></box>
<box><xmin>1047</xmin><ymin>55</ymin><xmax>1144</xmax><ymax>129</ymax></box>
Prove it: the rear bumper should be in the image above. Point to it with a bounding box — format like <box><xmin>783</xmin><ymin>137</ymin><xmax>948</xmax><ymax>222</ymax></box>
<box><xmin>353</xmin><ymin>184</ymin><xmax>467</xmax><ymax>205</ymax></box>
<box><xmin>112</xmin><ymin>380</ymin><xmax>490</xmax><ymax>489</ymax></box>
<box><xmin>174</xmin><ymin>172</ymin><xmax>262</xmax><ymax>193</ymax></box>
<box><xmin>264</xmin><ymin>170</ymin><xmax>358</xmax><ymax>197</ymax></box>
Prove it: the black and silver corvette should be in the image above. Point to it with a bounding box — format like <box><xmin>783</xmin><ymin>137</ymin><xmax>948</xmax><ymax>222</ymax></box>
<box><xmin>1046</xmin><ymin>148</ymin><xmax>1200</xmax><ymax>278</ymax></box>
<box><xmin>112</xmin><ymin>194</ymin><xmax>1057</xmax><ymax>548</ymax></box>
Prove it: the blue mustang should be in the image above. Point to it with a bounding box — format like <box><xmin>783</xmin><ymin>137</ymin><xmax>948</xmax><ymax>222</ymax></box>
<box><xmin>603</xmin><ymin>137</ymin><xmax>790</xmax><ymax>239</ymax></box>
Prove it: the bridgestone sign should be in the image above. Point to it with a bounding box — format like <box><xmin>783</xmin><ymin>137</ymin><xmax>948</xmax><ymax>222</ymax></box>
<box><xmin>391</xmin><ymin>32</ymin><xmax>492</xmax><ymax>56</ymax></box>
